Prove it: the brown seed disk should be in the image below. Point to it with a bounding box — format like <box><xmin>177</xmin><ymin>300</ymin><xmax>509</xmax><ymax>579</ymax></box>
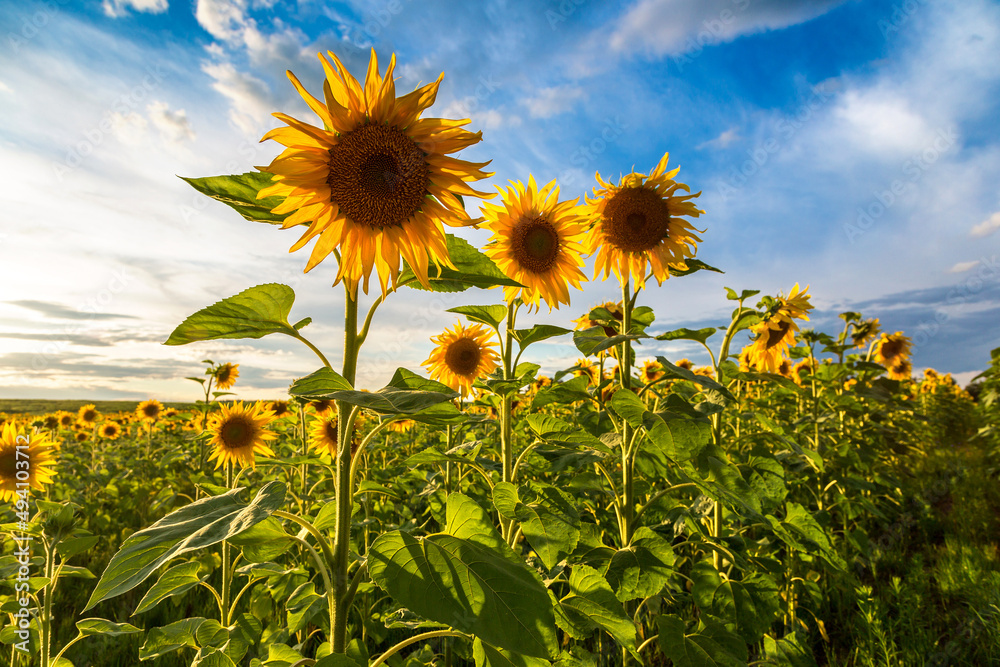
<box><xmin>445</xmin><ymin>337</ymin><xmax>482</xmax><ymax>376</ymax></box>
<box><xmin>765</xmin><ymin>320</ymin><xmax>792</xmax><ymax>349</ymax></box>
<box><xmin>602</xmin><ymin>187</ymin><xmax>672</xmax><ymax>252</ymax></box>
<box><xmin>221</xmin><ymin>417</ymin><xmax>253</xmax><ymax>449</ymax></box>
<box><xmin>509</xmin><ymin>216</ymin><xmax>561</xmax><ymax>273</ymax></box>
<box><xmin>327</xmin><ymin>123</ymin><xmax>429</xmax><ymax>229</ymax></box>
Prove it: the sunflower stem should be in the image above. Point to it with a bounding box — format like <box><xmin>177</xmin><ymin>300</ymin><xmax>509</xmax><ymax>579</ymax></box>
<box><xmin>619</xmin><ymin>277</ymin><xmax>635</xmax><ymax>549</ymax></box>
<box><xmin>220</xmin><ymin>462</ymin><xmax>233</xmax><ymax>625</ymax></box>
<box><xmin>500</xmin><ymin>302</ymin><xmax>517</xmax><ymax>541</ymax></box>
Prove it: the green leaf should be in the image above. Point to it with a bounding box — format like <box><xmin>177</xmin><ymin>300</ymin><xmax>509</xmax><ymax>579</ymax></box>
<box><xmin>289</xmin><ymin>368</ymin><xmax>354</xmax><ymax>397</ymax></box>
<box><xmin>531</xmin><ymin>376</ymin><xmax>591</xmax><ymax>409</ymax></box>
<box><xmin>724</xmin><ymin>288</ymin><xmax>760</xmax><ymax>302</ymax></box>
<box><xmin>647</xmin><ymin>415</ymin><xmax>711</xmax><ymax>462</ymax></box>
<box><xmin>603</xmin><ymin>527</ymin><xmax>676</xmax><ymax>602</ymax></box>
<box><xmin>323</xmin><ymin>386</ymin><xmax>458</xmax><ymax>415</ymax></box>
<box><xmin>75</xmin><ymin>618</ymin><xmax>142</xmax><ymax>637</ymax></box>
<box><xmin>707</xmin><ymin>574</ymin><xmax>782</xmax><ymax>644</ymax></box>
<box><xmin>512</xmin><ymin>325</ymin><xmax>573</xmax><ymax>349</ymax></box>
<box><xmin>314</xmin><ymin>654</ymin><xmax>364</xmax><ymax>667</ymax></box>
<box><xmin>560</xmin><ymin>565</ymin><xmax>637</xmax><ymax>655</ymax></box>
<box><xmin>139</xmin><ymin>617</ymin><xmax>206</xmax><ymax>660</ymax></box>
<box><xmin>656</xmin><ymin>357</ymin><xmax>736</xmax><ymax>404</ymax></box>
<box><xmin>401</xmin><ymin>234</ymin><xmax>524</xmax><ymax>292</ymax></box>
<box><xmin>762</xmin><ymin>632</ymin><xmax>817</xmax><ymax>667</ymax></box>
<box><xmin>769</xmin><ymin>503</ymin><xmax>846</xmax><ymax>570</ymax></box>
<box><xmin>388</xmin><ymin>367</ymin><xmax>456</xmax><ymax>394</ymax></box>
<box><xmin>192</xmin><ymin>646</ymin><xmax>238</xmax><ymax>667</ymax></box>
<box><xmin>228</xmin><ymin>516</ymin><xmax>293</xmax><ymax>562</ymax></box>
<box><xmin>180</xmin><ymin>172</ymin><xmax>288</xmax><ymax>225</ymax></box>
<box><xmin>56</xmin><ymin>535</ymin><xmax>99</xmax><ymax>559</ymax></box>
<box><xmin>85</xmin><ymin>482</ymin><xmax>286</xmax><ymax>610</ymax></box>
<box><xmin>574</xmin><ymin>327</ymin><xmax>647</xmax><ymax>357</ymax></box>
<box><xmin>133</xmin><ymin>561</ymin><xmax>206</xmax><ymax>615</ymax></box>
<box><xmin>524</xmin><ymin>415</ymin><xmax>609</xmax><ymax>452</ymax></box>
<box><xmin>655</xmin><ymin>327</ymin><xmax>718</xmax><ymax>344</ymax></box>
<box><xmin>164</xmin><ymin>284</ymin><xmax>301</xmax><ymax>345</ymax></box>
<box><xmin>368</xmin><ymin>493</ymin><xmax>558</xmax><ymax>658</ymax></box>
<box><xmin>609</xmin><ymin>390</ymin><xmax>648</xmax><ymax>429</ymax></box>
<box><xmin>448</xmin><ymin>305</ymin><xmax>509</xmax><ymax>329</ymax></box>
<box><xmin>474</xmin><ymin>638</ymin><xmax>552</xmax><ymax>667</ymax></box>
<box><xmin>491</xmin><ymin>483</ymin><xmax>580</xmax><ymax>569</ymax></box>
<box><xmin>657</xmin><ymin>615</ymin><xmax>748</xmax><ymax>667</ymax></box>
<box><xmin>668</xmin><ymin>259</ymin><xmax>724</xmax><ymax>277</ymax></box>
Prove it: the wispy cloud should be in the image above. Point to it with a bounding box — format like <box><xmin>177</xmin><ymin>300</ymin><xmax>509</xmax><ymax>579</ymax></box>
<box><xmin>6</xmin><ymin>301</ymin><xmax>138</xmax><ymax>321</ymax></box>
<box><xmin>971</xmin><ymin>211</ymin><xmax>1000</xmax><ymax>238</ymax></box>
<box><xmin>103</xmin><ymin>0</ymin><xmax>168</xmax><ymax>19</ymax></box>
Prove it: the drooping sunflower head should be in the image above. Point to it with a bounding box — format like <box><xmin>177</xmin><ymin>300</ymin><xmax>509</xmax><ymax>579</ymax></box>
<box><xmin>888</xmin><ymin>357</ymin><xmax>913</xmax><ymax>381</ymax></box>
<box><xmin>746</xmin><ymin>284</ymin><xmax>814</xmax><ymax>373</ymax></box>
<box><xmin>206</xmin><ymin>402</ymin><xmax>277</xmax><ymax>470</ymax></box>
<box><xmin>0</xmin><ymin>423</ymin><xmax>57</xmax><ymax>502</ymax></box>
<box><xmin>584</xmin><ymin>152</ymin><xmax>704</xmax><ymax>290</ymax></box>
<box><xmin>874</xmin><ymin>332</ymin><xmax>912</xmax><ymax>367</ymax></box>
<box><xmin>481</xmin><ymin>176</ymin><xmax>588</xmax><ymax>311</ymax></box>
<box><xmin>422</xmin><ymin>322</ymin><xmax>500</xmax><ymax>397</ymax></box>
<box><xmin>851</xmin><ymin>317</ymin><xmax>881</xmax><ymax>348</ymax></box>
<box><xmin>136</xmin><ymin>399</ymin><xmax>163</xmax><ymax>423</ymax></box>
<box><xmin>77</xmin><ymin>404</ymin><xmax>100</xmax><ymax>427</ymax></box>
<box><xmin>573</xmin><ymin>301</ymin><xmax>624</xmax><ymax>337</ymax></box>
<box><xmin>258</xmin><ymin>49</ymin><xmax>493</xmax><ymax>297</ymax></box>
<box><xmin>43</xmin><ymin>414</ymin><xmax>59</xmax><ymax>430</ymax></box>
<box><xmin>100</xmin><ymin>422</ymin><xmax>122</xmax><ymax>440</ymax></box>
<box><xmin>792</xmin><ymin>359</ymin><xmax>816</xmax><ymax>387</ymax></box>
<box><xmin>214</xmin><ymin>363</ymin><xmax>239</xmax><ymax>390</ymax></box>
<box><xmin>640</xmin><ymin>359</ymin><xmax>665</xmax><ymax>385</ymax></box>
<box><xmin>776</xmin><ymin>359</ymin><xmax>794</xmax><ymax>380</ymax></box>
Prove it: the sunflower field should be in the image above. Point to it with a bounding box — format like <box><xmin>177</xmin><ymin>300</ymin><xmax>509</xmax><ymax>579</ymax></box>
<box><xmin>3</xmin><ymin>50</ymin><xmax>999</xmax><ymax>667</ymax></box>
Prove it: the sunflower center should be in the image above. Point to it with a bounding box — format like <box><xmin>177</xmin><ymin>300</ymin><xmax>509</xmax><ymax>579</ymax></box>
<box><xmin>764</xmin><ymin>321</ymin><xmax>792</xmax><ymax>350</ymax></box>
<box><xmin>881</xmin><ymin>340</ymin><xmax>903</xmax><ymax>361</ymax></box>
<box><xmin>82</xmin><ymin>410</ymin><xmax>96</xmax><ymax>422</ymax></box>
<box><xmin>143</xmin><ymin>405</ymin><xmax>158</xmax><ymax>418</ymax></box>
<box><xmin>324</xmin><ymin>420</ymin><xmax>339</xmax><ymax>447</ymax></box>
<box><xmin>445</xmin><ymin>338</ymin><xmax>482</xmax><ymax>376</ymax></box>
<box><xmin>0</xmin><ymin>450</ymin><xmax>17</xmax><ymax>479</ymax></box>
<box><xmin>327</xmin><ymin>123</ymin><xmax>429</xmax><ymax>229</ymax></box>
<box><xmin>510</xmin><ymin>216</ymin><xmax>561</xmax><ymax>273</ymax></box>
<box><xmin>603</xmin><ymin>187</ymin><xmax>671</xmax><ymax>252</ymax></box>
<box><xmin>220</xmin><ymin>417</ymin><xmax>254</xmax><ymax>449</ymax></box>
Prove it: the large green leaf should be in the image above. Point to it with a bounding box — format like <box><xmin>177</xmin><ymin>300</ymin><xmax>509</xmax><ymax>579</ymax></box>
<box><xmin>512</xmin><ymin>325</ymin><xmax>573</xmax><ymax>349</ymax></box>
<box><xmin>76</xmin><ymin>618</ymin><xmax>142</xmax><ymax>637</ymax></box>
<box><xmin>180</xmin><ymin>172</ymin><xmax>288</xmax><ymax>225</ymax></box>
<box><xmin>400</xmin><ymin>234</ymin><xmax>524</xmax><ymax>292</ymax></box>
<box><xmin>560</xmin><ymin>565</ymin><xmax>637</xmax><ymax>655</ymax></box>
<box><xmin>668</xmin><ymin>259</ymin><xmax>724</xmax><ymax>278</ymax></box>
<box><xmin>699</xmin><ymin>572</ymin><xmax>782</xmax><ymax>644</ymax></box>
<box><xmin>492</xmin><ymin>482</ymin><xmax>580</xmax><ymax>569</ymax></box>
<box><xmin>133</xmin><ymin>561</ymin><xmax>206</xmax><ymax>615</ymax></box>
<box><xmin>762</xmin><ymin>632</ymin><xmax>817</xmax><ymax>667</ymax></box>
<box><xmin>655</xmin><ymin>327</ymin><xmax>718</xmax><ymax>344</ymax></box>
<box><xmin>368</xmin><ymin>493</ymin><xmax>558</xmax><ymax>658</ymax></box>
<box><xmin>647</xmin><ymin>415</ymin><xmax>711</xmax><ymax>462</ymax></box>
<box><xmin>574</xmin><ymin>327</ymin><xmax>647</xmax><ymax>357</ymax></box>
<box><xmin>609</xmin><ymin>390</ymin><xmax>648</xmax><ymax>429</ymax></box>
<box><xmin>603</xmin><ymin>527</ymin><xmax>676</xmax><ymax>602</ymax></box>
<box><xmin>768</xmin><ymin>503</ymin><xmax>846</xmax><ymax>570</ymax></box>
<box><xmin>531</xmin><ymin>376</ymin><xmax>591</xmax><ymax>409</ymax></box>
<box><xmin>291</xmin><ymin>368</ymin><xmax>457</xmax><ymax>414</ymax></box>
<box><xmin>473</xmin><ymin>638</ymin><xmax>552</xmax><ymax>667</ymax></box>
<box><xmin>84</xmin><ymin>482</ymin><xmax>286</xmax><ymax>610</ymax></box>
<box><xmin>165</xmin><ymin>284</ymin><xmax>303</xmax><ymax>345</ymax></box>
<box><xmin>657</xmin><ymin>615</ymin><xmax>748</xmax><ymax>667</ymax></box>
<box><xmin>448</xmin><ymin>305</ymin><xmax>508</xmax><ymax>329</ymax></box>
<box><xmin>656</xmin><ymin>357</ymin><xmax>735</xmax><ymax>404</ymax></box>
<box><xmin>289</xmin><ymin>368</ymin><xmax>354</xmax><ymax>396</ymax></box>
<box><xmin>139</xmin><ymin>617</ymin><xmax>206</xmax><ymax>660</ymax></box>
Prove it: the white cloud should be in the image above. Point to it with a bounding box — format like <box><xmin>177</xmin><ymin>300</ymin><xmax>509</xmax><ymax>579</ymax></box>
<box><xmin>831</xmin><ymin>89</ymin><xmax>934</xmax><ymax>156</ymax></box>
<box><xmin>697</xmin><ymin>127</ymin><xmax>740</xmax><ymax>150</ymax></box>
<box><xmin>201</xmin><ymin>61</ymin><xmax>274</xmax><ymax>136</ymax></box>
<box><xmin>108</xmin><ymin>111</ymin><xmax>148</xmax><ymax>145</ymax></box>
<box><xmin>523</xmin><ymin>85</ymin><xmax>584</xmax><ymax>119</ymax></box>
<box><xmin>102</xmin><ymin>0</ymin><xmax>168</xmax><ymax>18</ymax></box>
<box><xmin>609</xmin><ymin>0</ymin><xmax>847</xmax><ymax>56</ymax></box>
<box><xmin>970</xmin><ymin>211</ymin><xmax>1000</xmax><ymax>237</ymax></box>
<box><xmin>0</xmin><ymin>80</ymin><xmax>11</xmax><ymax>94</ymax></box>
<box><xmin>949</xmin><ymin>260</ymin><xmax>981</xmax><ymax>273</ymax></box>
<box><xmin>195</xmin><ymin>0</ymin><xmax>249</xmax><ymax>42</ymax></box>
<box><xmin>147</xmin><ymin>101</ymin><xmax>196</xmax><ymax>144</ymax></box>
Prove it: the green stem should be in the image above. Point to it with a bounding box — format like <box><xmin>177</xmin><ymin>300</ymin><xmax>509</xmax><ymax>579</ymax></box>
<box><xmin>41</xmin><ymin>539</ymin><xmax>55</xmax><ymax>667</ymax></box>
<box><xmin>619</xmin><ymin>277</ymin><xmax>635</xmax><ymax>548</ymax></box>
<box><xmin>370</xmin><ymin>630</ymin><xmax>470</xmax><ymax>667</ymax></box>
<box><xmin>220</xmin><ymin>462</ymin><xmax>233</xmax><ymax>624</ymax></box>
<box><xmin>500</xmin><ymin>302</ymin><xmax>516</xmax><ymax>541</ymax></box>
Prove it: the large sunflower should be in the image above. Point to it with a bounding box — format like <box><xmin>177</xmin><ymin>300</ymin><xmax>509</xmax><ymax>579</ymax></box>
<box><xmin>136</xmin><ymin>399</ymin><xmax>163</xmax><ymax>423</ymax></box>
<box><xmin>0</xmin><ymin>423</ymin><xmax>57</xmax><ymax>502</ymax></box>
<box><xmin>258</xmin><ymin>50</ymin><xmax>493</xmax><ymax>296</ymax></box>
<box><xmin>583</xmin><ymin>152</ymin><xmax>704</xmax><ymax>290</ymax></box>
<box><xmin>874</xmin><ymin>332</ymin><xmax>912</xmax><ymax>367</ymax></box>
<box><xmin>77</xmin><ymin>404</ymin><xmax>101</xmax><ymax>427</ymax></box>
<box><xmin>99</xmin><ymin>422</ymin><xmax>123</xmax><ymax>440</ymax></box>
<box><xmin>214</xmin><ymin>363</ymin><xmax>239</xmax><ymax>390</ymax></box>
<box><xmin>481</xmin><ymin>176</ymin><xmax>588</xmax><ymax>310</ymax></box>
<box><xmin>309</xmin><ymin>414</ymin><xmax>340</xmax><ymax>456</ymax></box>
<box><xmin>423</xmin><ymin>322</ymin><xmax>500</xmax><ymax>397</ymax></box>
<box><xmin>746</xmin><ymin>284</ymin><xmax>813</xmax><ymax>373</ymax></box>
<box><xmin>206</xmin><ymin>402</ymin><xmax>277</xmax><ymax>469</ymax></box>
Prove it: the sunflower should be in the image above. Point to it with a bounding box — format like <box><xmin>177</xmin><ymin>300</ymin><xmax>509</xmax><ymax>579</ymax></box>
<box><xmin>572</xmin><ymin>358</ymin><xmax>600</xmax><ymax>386</ymax></box>
<box><xmin>583</xmin><ymin>152</ymin><xmax>704</xmax><ymax>290</ymax></box>
<box><xmin>531</xmin><ymin>375</ymin><xmax>552</xmax><ymax>393</ymax></box>
<box><xmin>57</xmin><ymin>411</ymin><xmax>75</xmax><ymax>429</ymax></box>
<box><xmin>776</xmin><ymin>359</ymin><xmax>793</xmax><ymax>380</ymax></box>
<box><xmin>887</xmin><ymin>357</ymin><xmax>913</xmax><ymax>381</ymax></box>
<box><xmin>0</xmin><ymin>423</ymin><xmax>57</xmax><ymax>502</ymax></box>
<box><xmin>309</xmin><ymin>415</ymin><xmax>341</xmax><ymax>456</ymax></box>
<box><xmin>481</xmin><ymin>176</ymin><xmax>587</xmax><ymax>310</ymax></box>
<box><xmin>737</xmin><ymin>348</ymin><xmax>756</xmax><ymax>372</ymax></box>
<box><xmin>692</xmin><ymin>366</ymin><xmax>715</xmax><ymax>379</ymax></box>
<box><xmin>387</xmin><ymin>418</ymin><xmax>415</xmax><ymax>434</ymax></box>
<box><xmin>99</xmin><ymin>422</ymin><xmax>122</xmax><ymax>440</ymax></box>
<box><xmin>640</xmin><ymin>359</ymin><xmax>665</xmax><ymax>384</ymax></box>
<box><xmin>77</xmin><ymin>404</ymin><xmax>100</xmax><ymax>427</ymax></box>
<box><xmin>308</xmin><ymin>399</ymin><xmax>335</xmax><ymax>416</ymax></box>
<box><xmin>746</xmin><ymin>284</ymin><xmax>813</xmax><ymax>373</ymax></box>
<box><xmin>268</xmin><ymin>400</ymin><xmax>292</xmax><ymax>418</ymax></box>
<box><xmin>214</xmin><ymin>363</ymin><xmax>239</xmax><ymax>390</ymax></box>
<box><xmin>851</xmin><ymin>317</ymin><xmax>881</xmax><ymax>348</ymax></box>
<box><xmin>258</xmin><ymin>49</ymin><xmax>492</xmax><ymax>296</ymax></box>
<box><xmin>206</xmin><ymin>402</ymin><xmax>277</xmax><ymax>469</ymax></box>
<box><xmin>164</xmin><ymin>408</ymin><xmax>180</xmax><ymax>418</ymax></box>
<box><xmin>75</xmin><ymin>432</ymin><xmax>88</xmax><ymax>442</ymax></box>
<box><xmin>43</xmin><ymin>414</ymin><xmax>59</xmax><ymax>430</ymax></box>
<box><xmin>136</xmin><ymin>399</ymin><xmax>163</xmax><ymax>423</ymax></box>
<box><xmin>874</xmin><ymin>332</ymin><xmax>912</xmax><ymax>368</ymax></box>
<box><xmin>792</xmin><ymin>359</ymin><xmax>816</xmax><ymax>387</ymax></box>
<box><xmin>422</xmin><ymin>322</ymin><xmax>500</xmax><ymax>397</ymax></box>
<box><xmin>674</xmin><ymin>358</ymin><xmax>694</xmax><ymax>371</ymax></box>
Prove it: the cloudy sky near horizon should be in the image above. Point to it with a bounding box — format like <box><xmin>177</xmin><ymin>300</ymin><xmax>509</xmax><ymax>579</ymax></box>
<box><xmin>1</xmin><ymin>0</ymin><xmax>999</xmax><ymax>401</ymax></box>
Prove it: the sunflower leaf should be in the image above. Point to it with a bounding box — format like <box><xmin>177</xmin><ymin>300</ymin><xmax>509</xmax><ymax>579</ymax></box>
<box><xmin>164</xmin><ymin>284</ymin><xmax>301</xmax><ymax>345</ymax></box>
<box><xmin>655</xmin><ymin>327</ymin><xmax>718</xmax><ymax>344</ymax></box>
<box><xmin>574</xmin><ymin>327</ymin><xmax>648</xmax><ymax>356</ymax></box>
<box><xmin>179</xmin><ymin>172</ymin><xmax>288</xmax><ymax>225</ymax></box>
<box><xmin>655</xmin><ymin>357</ymin><xmax>736</xmax><ymax>404</ymax></box>
<box><xmin>668</xmin><ymin>259</ymin><xmax>724</xmax><ymax>277</ymax></box>
<box><xmin>289</xmin><ymin>368</ymin><xmax>354</xmax><ymax>396</ymax></box>
<box><xmin>401</xmin><ymin>234</ymin><xmax>524</xmax><ymax>292</ymax></box>
<box><xmin>512</xmin><ymin>325</ymin><xmax>573</xmax><ymax>349</ymax></box>
<box><xmin>448</xmin><ymin>305</ymin><xmax>508</xmax><ymax>329</ymax></box>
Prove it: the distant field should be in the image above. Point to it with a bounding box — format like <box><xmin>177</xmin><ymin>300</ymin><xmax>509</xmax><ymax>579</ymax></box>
<box><xmin>0</xmin><ymin>399</ymin><xmax>201</xmax><ymax>415</ymax></box>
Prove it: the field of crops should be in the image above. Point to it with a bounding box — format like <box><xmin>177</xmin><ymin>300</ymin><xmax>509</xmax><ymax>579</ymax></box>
<box><xmin>4</xmin><ymin>46</ymin><xmax>1000</xmax><ymax>667</ymax></box>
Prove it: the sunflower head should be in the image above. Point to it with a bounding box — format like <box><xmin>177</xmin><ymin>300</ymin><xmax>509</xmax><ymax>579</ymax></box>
<box><xmin>77</xmin><ymin>404</ymin><xmax>101</xmax><ymax>427</ymax></box>
<box><xmin>584</xmin><ymin>152</ymin><xmax>704</xmax><ymax>289</ymax></box>
<box><xmin>746</xmin><ymin>284</ymin><xmax>813</xmax><ymax>373</ymax></box>
<box><xmin>674</xmin><ymin>358</ymin><xmax>694</xmax><ymax>371</ymax></box>
<box><xmin>43</xmin><ymin>414</ymin><xmax>59</xmax><ymax>430</ymax></box>
<box><xmin>258</xmin><ymin>49</ymin><xmax>493</xmax><ymax>297</ymax></box>
<box><xmin>0</xmin><ymin>423</ymin><xmax>57</xmax><ymax>502</ymax></box>
<box><xmin>268</xmin><ymin>400</ymin><xmax>292</xmax><ymax>418</ymax></box>
<box><xmin>136</xmin><ymin>399</ymin><xmax>163</xmax><ymax>423</ymax></box>
<box><xmin>874</xmin><ymin>332</ymin><xmax>912</xmax><ymax>367</ymax></box>
<box><xmin>531</xmin><ymin>375</ymin><xmax>552</xmax><ymax>393</ymax></box>
<box><xmin>572</xmin><ymin>359</ymin><xmax>600</xmax><ymax>386</ymax></box>
<box><xmin>309</xmin><ymin>415</ymin><xmax>341</xmax><ymax>457</ymax></box>
<box><xmin>308</xmin><ymin>399</ymin><xmax>335</xmax><ymax>416</ymax></box>
<box><xmin>481</xmin><ymin>176</ymin><xmax>588</xmax><ymax>311</ymax></box>
<box><xmin>57</xmin><ymin>411</ymin><xmax>75</xmax><ymax>428</ymax></box>
<box><xmin>851</xmin><ymin>317</ymin><xmax>881</xmax><ymax>348</ymax></box>
<box><xmin>640</xmin><ymin>359</ymin><xmax>665</xmax><ymax>385</ymax></box>
<box><xmin>737</xmin><ymin>348</ymin><xmax>756</xmax><ymax>372</ymax></box>
<box><xmin>387</xmin><ymin>418</ymin><xmax>416</xmax><ymax>434</ymax></box>
<box><xmin>214</xmin><ymin>363</ymin><xmax>240</xmax><ymax>390</ymax></box>
<box><xmin>573</xmin><ymin>301</ymin><xmax>624</xmax><ymax>337</ymax></box>
<box><xmin>422</xmin><ymin>322</ymin><xmax>500</xmax><ymax>397</ymax></box>
<box><xmin>206</xmin><ymin>402</ymin><xmax>277</xmax><ymax>470</ymax></box>
<box><xmin>888</xmin><ymin>357</ymin><xmax>913</xmax><ymax>381</ymax></box>
<box><xmin>100</xmin><ymin>422</ymin><xmax>122</xmax><ymax>440</ymax></box>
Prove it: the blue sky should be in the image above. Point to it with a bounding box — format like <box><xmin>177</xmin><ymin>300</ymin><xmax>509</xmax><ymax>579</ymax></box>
<box><xmin>1</xmin><ymin>0</ymin><xmax>998</xmax><ymax>401</ymax></box>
